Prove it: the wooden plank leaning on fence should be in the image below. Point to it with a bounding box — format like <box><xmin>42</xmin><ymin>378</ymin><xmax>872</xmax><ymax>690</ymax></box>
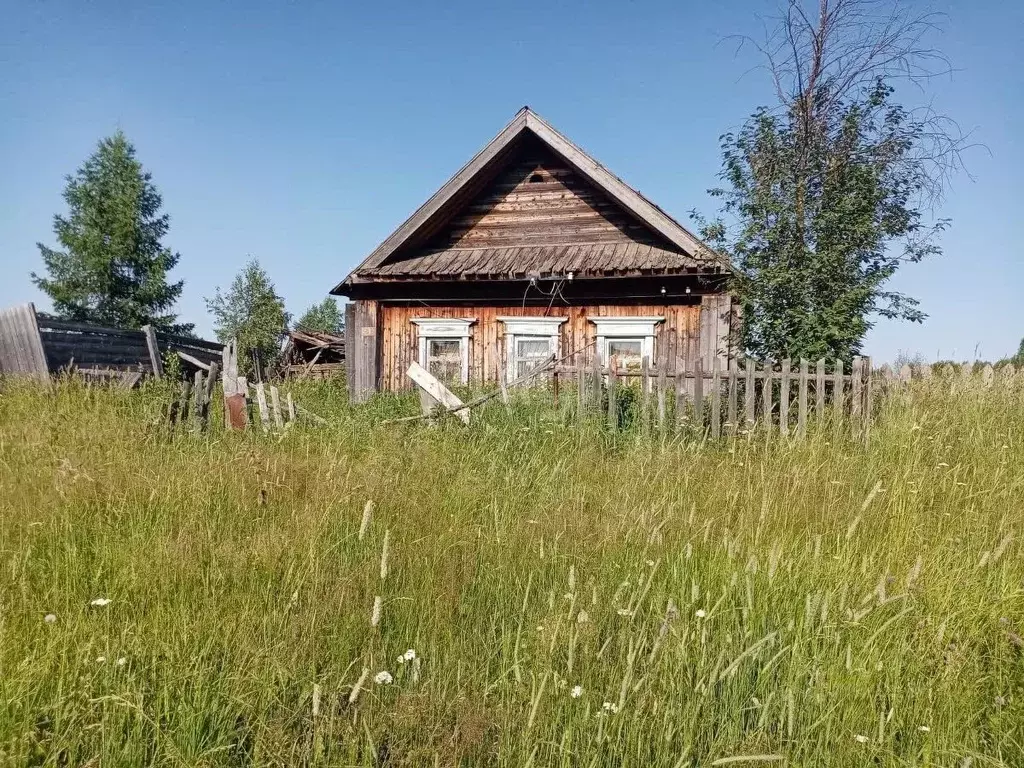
<box><xmin>221</xmin><ymin>339</ymin><xmax>247</xmax><ymax>430</ymax></box>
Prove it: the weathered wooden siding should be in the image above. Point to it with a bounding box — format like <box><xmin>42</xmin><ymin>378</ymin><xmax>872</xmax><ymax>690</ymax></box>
<box><xmin>0</xmin><ymin>303</ymin><xmax>49</xmax><ymax>380</ymax></box>
<box><xmin>348</xmin><ymin>300</ymin><xmax>380</xmax><ymax>402</ymax></box>
<box><xmin>378</xmin><ymin>302</ymin><xmax>712</xmax><ymax>391</ymax></box>
<box><xmin>425</xmin><ymin>136</ymin><xmax>661</xmax><ymax>251</ymax></box>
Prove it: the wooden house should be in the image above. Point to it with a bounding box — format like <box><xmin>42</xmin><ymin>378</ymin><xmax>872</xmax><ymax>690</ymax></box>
<box><xmin>333</xmin><ymin>108</ymin><xmax>734</xmax><ymax>400</ymax></box>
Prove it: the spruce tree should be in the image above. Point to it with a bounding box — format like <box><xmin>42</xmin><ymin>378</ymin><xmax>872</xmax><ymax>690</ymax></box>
<box><xmin>32</xmin><ymin>132</ymin><xmax>191</xmax><ymax>334</ymax></box>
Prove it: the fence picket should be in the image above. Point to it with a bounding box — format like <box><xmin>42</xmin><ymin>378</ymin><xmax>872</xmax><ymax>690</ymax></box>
<box><xmin>657</xmin><ymin>365</ymin><xmax>667</xmax><ymax>430</ymax></box>
<box><xmin>851</xmin><ymin>357</ymin><xmax>863</xmax><ymax>439</ymax></box>
<box><xmin>832</xmin><ymin>360</ymin><xmax>844</xmax><ymax>422</ymax></box>
<box><xmin>641</xmin><ymin>356</ymin><xmax>651</xmax><ymax>431</ymax></box>
<box><xmin>270</xmin><ymin>385</ymin><xmax>284</xmax><ymax>429</ymax></box>
<box><xmin>710</xmin><ymin>357</ymin><xmax>721</xmax><ymax>438</ymax></box>
<box><xmin>863</xmin><ymin>355</ymin><xmax>873</xmax><ymax>445</ymax></box>
<box><xmin>255</xmin><ymin>383</ymin><xmax>271</xmax><ymax>432</ymax></box>
<box><xmin>815</xmin><ymin>358</ymin><xmax>825</xmax><ymax>421</ymax></box>
<box><xmin>762</xmin><ymin>361</ymin><xmax>773</xmax><ymax>435</ymax></box>
<box><xmin>607</xmin><ymin>360</ymin><xmax>618</xmax><ymax>430</ymax></box>
<box><xmin>780</xmin><ymin>359</ymin><xmax>791</xmax><ymax>437</ymax></box>
<box><xmin>675</xmin><ymin>357</ymin><xmax>687</xmax><ymax>429</ymax></box>
<box><xmin>192</xmin><ymin>371</ymin><xmax>204</xmax><ymax>427</ymax></box>
<box><xmin>797</xmin><ymin>359</ymin><xmax>808</xmax><ymax>437</ymax></box>
<box><xmin>693</xmin><ymin>359</ymin><xmax>704</xmax><ymax>431</ymax></box>
<box><xmin>727</xmin><ymin>360</ymin><xmax>738</xmax><ymax>435</ymax></box>
<box><xmin>744</xmin><ymin>358</ymin><xmax>755</xmax><ymax>429</ymax></box>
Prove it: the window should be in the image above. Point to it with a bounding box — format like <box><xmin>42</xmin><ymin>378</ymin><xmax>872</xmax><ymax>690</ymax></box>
<box><xmin>588</xmin><ymin>316</ymin><xmax>664</xmax><ymax>369</ymax></box>
<box><xmin>411</xmin><ymin>318</ymin><xmax>475</xmax><ymax>385</ymax></box>
<box><xmin>497</xmin><ymin>317</ymin><xmax>567</xmax><ymax>383</ymax></box>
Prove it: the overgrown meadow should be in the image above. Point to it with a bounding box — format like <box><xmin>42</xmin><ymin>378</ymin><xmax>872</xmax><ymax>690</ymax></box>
<box><xmin>0</xmin><ymin>375</ymin><xmax>1022</xmax><ymax>766</ymax></box>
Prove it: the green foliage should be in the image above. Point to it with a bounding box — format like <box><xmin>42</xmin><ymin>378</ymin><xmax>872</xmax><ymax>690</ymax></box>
<box><xmin>296</xmin><ymin>297</ymin><xmax>344</xmax><ymax>334</ymax></box>
<box><xmin>32</xmin><ymin>132</ymin><xmax>192</xmax><ymax>334</ymax></box>
<box><xmin>698</xmin><ymin>81</ymin><xmax>947</xmax><ymax>361</ymax></box>
<box><xmin>0</xmin><ymin>379</ymin><xmax>1022</xmax><ymax>764</ymax></box>
<box><xmin>205</xmin><ymin>259</ymin><xmax>290</xmax><ymax>378</ymax></box>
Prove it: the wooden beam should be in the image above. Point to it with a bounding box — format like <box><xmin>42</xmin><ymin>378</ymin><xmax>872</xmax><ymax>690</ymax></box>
<box><xmin>142</xmin><ymin>324</ymin><xmax>163</xmax><ymax>379</ymax></box>
<box><xmin>407</xmin><ymin>361</ymin><xmax>470</xmax><ymax>425</ymax></box>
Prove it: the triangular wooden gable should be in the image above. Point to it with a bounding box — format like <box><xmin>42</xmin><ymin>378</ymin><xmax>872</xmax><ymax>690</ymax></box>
<box><xmin>334</xmin><ymin>108</ymin><xmax>729</xmax><ymax>291</ymax></box>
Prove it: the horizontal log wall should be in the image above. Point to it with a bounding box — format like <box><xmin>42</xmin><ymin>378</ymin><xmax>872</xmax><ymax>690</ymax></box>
<box><xmin>378</xmin><ymin>302</ymin><xmax>704</xmax><ymax>392</ymax></box>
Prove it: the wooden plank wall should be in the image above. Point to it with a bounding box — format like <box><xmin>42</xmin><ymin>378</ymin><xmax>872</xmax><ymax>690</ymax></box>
<box><xmin>378</xmin><ymin>302</ymin><xmax>704</xmax><ymax>391</ymax></box>
<box><xmin>350</xmin><ymin>300</ymin><xmax>380</xmax><ymax>402</ymax></box>
<box><xmin>699</xmin><ymin>294</ymin><xmax>733</xmax><ymax>368</ymax></box>
<box><xmin>0</xmin><ymin>303</ymin><xmax>49</xmax><ymax>380</ymax></box>
<box><xmin>36</xmin><ymin>317</ymin><xmax>222</xmax><ymax>373</ymax></box>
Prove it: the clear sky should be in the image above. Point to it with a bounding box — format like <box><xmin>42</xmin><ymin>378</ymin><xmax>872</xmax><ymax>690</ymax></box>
<box><xmin>1</xmin><ymin>0</ymin><xmax>1020</xmax><ymax>362</ymax></box>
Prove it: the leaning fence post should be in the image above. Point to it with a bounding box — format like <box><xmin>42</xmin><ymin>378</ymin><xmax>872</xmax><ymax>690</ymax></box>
<box><xmin>797</xmin><ymin>358</ymin><xmax>809</xmax><ymax>438</ymax></box>
<box><xmin>255</xmin><ymin>382</ymin><xmax>271</xmax><ymax>432</ymax></box>
<box><xmin>286</xmin><ymin>391</ymin><xmax>296</xmax><ymax>423</ymax></box>
<box><xmin>270</xmin><ymin>385</ymin><xmax>284</xmax><ymax>430</ymax></box>
<box><xmin>142</xmin><ymin>324</ymin><xmax>163</xmax><ymax>380</ymax></box>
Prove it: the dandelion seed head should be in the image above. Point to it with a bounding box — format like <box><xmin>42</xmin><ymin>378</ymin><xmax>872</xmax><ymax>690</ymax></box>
<box><xmin>374</xmin><ymin>670</ymin><xmax>393</xmax><ymax>685</ymax></box>
<box><xmin>695</xmin><ymin>609</ymin><xmax>707</xmax><ymax>619</ymax></box>
<box><xmin>44</xmin><ymin>613</ymin><xmax>57</xmax><ymax>624</ymax></box>
<box><xmin>570</xmin><ymin>685</ymin><xmax>583</xmax><ymax>698</ymax></box>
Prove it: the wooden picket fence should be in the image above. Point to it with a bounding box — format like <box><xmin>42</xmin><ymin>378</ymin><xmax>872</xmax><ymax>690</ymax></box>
<box><xmin>536</xmin><ymin>356</ymin><xmax>875</xmax><ymax>439</ymax></box>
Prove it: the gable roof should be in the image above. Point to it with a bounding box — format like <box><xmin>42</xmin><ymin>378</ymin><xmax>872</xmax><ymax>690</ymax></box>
<box><xmin>332</xmin><ymin>107</ymin><xmax>730</xmax><ymax>293</ymax></box>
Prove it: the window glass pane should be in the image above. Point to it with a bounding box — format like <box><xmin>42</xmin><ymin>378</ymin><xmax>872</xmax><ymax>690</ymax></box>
<box><xmin>426</xmin><ymin>338</ymin><xmax>462</xmax><ymax>384</ymax></box>
<box><xmin>516</xmin><ymin>337</ymin><xmax>551</xmax><ymax>358</ymax></box>
<box><xmin>607</xmin><ymin>339</ymin><xmax>643</xmax><ymax>359</ymax></box>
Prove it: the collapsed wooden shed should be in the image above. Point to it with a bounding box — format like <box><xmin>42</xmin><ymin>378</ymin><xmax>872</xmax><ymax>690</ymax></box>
<box><xmin>0</xmin><ymin>302</ymin><xmax>223</xmax><ymax>382</ymax></box>
<box><xmin>281</xmin><ymin>328</ymin><xmax>346</xmax><ymax>379</ymax></box>
<box><xmin>332</xmin><ymin>107</ymin><xmax>735</xmax><ymax>401</ymax></box>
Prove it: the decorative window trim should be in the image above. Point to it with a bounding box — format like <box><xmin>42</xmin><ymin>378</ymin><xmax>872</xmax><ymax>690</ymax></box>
<box><xmin>588</xmin><ymin>316</ymin><xmax>664</xmax><ymax>365</ymax></box>
<box><xmin>411</xmin><ymin>318</ymin><xmax>475</xmax><ymax>384</ymax></box>
<box><xmin>497</xmin><ymin>316</ymin><xmax>567</xmax><ymax>382</ymax></box>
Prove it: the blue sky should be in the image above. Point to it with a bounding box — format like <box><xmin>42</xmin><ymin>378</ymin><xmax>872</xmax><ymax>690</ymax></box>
<box><xmin>1</xmin><ymin>0</ymin><xmax>1020</xmax><ymax>362</ymax></box>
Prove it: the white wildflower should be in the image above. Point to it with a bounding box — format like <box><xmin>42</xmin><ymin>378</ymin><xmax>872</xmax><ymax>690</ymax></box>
<box><xmin>695</xmin><ymin>609</ymin><xmax>707</xmax><ymax>619</ymax></box>
<box><xmin>374</xmin><ymin>670</ymin><xmax>393</xmax><ymax>685</ymax></box>
<box><xmin>616</xmin><ymin>608</ymin><xmax>632</xmax><ymax>617</ymax></box>
<box><xmin>397</xmin><ymin>648</ymin><xmax>416</xmax><ymax>664</ymax></box>
<box><xmin>576</xmin><ymin>610</ymin><xmax>590</xmax><ymax>624</ymax></box>
<box><xmin>571</xmin><ymin>685</ymin><xmax>583</xmax><ymax>698</ymax></box>
<box><xmin>116</xmin><ymin>657</ymin><xmax>127</xmax><ymax>667</ymax></box>
<box><xmin>44</xmin><ymin>613</ymin><xmax>57</xmax><ymax>624</ymax></box>
<box><xmin>645</xmin><ymin>559</ymin><xmax>655</xmax><ymax>567</ymax></box>
<box><xmin>90</xmin><ymin>598</ymin><xmax>111</xmax><ymax>607</ymax></box>
<box><xmin>854</xmin><ymin>734</ymin><xmax>869</xmax><ymax>744</ymax></box>
<box><xmin>918</xmin><ymin>725</ymin><xmax>930</xmax><ymax>732</ymax></box>
<box><xmin>96</xmin><ymin>656</ymin><xmax>106</xmax><ymax>663</ymax></box>
<box><xmin>601</xmin><ymin>702</ymin><xmax>619</xmax><ymax>714</ymax></box>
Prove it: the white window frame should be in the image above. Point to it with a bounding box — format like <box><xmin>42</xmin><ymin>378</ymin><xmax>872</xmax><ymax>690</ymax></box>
<box><xmin>497</xmin><ymin>317</ymin><xmax>567</xmax><ymax>382</ymax></box>
<box><xmin>411</xmin><ymin>318</ymin><xmax>475</xmax><ymax>384</ymax></box>
<box><xmin>588</xmin><ymin>316</ymin><xmax>664</xmax><ymax>366</ymax></box>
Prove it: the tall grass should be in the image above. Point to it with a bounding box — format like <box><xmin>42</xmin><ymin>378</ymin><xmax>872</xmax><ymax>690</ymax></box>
<box><xmin>0</xmin><ymin>376</ymin><xmax>1022</xmax><ymax>766</ymax></box>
